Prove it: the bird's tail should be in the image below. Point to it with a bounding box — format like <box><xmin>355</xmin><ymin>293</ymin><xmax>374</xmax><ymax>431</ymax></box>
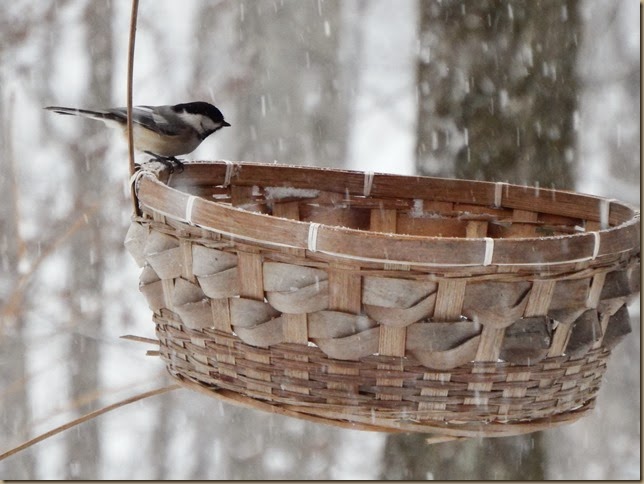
<box><xmin>44</xmin><ymin>106</ymin><xmax>119</xmax><ymax>122</ymax></box>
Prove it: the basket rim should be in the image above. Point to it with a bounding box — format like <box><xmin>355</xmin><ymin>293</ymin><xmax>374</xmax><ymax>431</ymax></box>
<box><xmin>133</xmin><ymin>161</ymin><xmax>640</xmax><ymax>268</ymax></box>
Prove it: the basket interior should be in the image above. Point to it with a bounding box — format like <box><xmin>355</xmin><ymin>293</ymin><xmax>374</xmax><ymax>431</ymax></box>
<box><xmin>168</xmin><ymin>162</ymin><xmax>635</xmax><ymax>234</ymax></box>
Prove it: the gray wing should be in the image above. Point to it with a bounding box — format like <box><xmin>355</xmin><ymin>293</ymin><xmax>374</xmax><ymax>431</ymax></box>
<box><xmin>108</xmin><ymin>105</ymin><xmax>184</xmax><ymax>136</ymax></box>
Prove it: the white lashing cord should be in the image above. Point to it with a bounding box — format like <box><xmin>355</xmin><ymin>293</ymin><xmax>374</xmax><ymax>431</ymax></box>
<box><xmin>363</xmin><ymin>171</ymin><xmax>374</xmax><ymax>197</ymax></box>
<box><xmin>308</xmin><ymin>223</ymin><xmax>321</xmax><ymax>252</ymax></box>
<box><xmin>494</xmin><ymin>182</ymin><xmax>507</xmax><ymax>208</ymax></box>
<box><xmin>483</xmin><ymin>237</ymin><xmax>495</xmax><ymax>266</ymax></box>
<box><xmin>599</xmin><ymin>198</ymin><xmax>617</xmax><ymax>230</ymax></box>
<box><xmin>223</xmin><ymin>160</ymin><xmax>235</xmax><ymax>187</ymax></box>
<box><xmin>185</xmin><ymin>195</ymin><xmax>197</xmax><ymax>225</ymax></box>
<box><xmin>129</xmin><ymin>167</ymin><xmax>156</xmax><ymax>193</ymax></box>
<box><xmin>591</xmin><ymin>231</ymin><xmax>601</xmax><ymax>260</ymax></box>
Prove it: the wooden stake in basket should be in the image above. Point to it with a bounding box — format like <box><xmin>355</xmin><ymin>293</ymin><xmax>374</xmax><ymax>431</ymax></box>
<box><xmin>126</xmin><ymin>161</ymin><xmax>640</xmax><ymax>437</ymax></box>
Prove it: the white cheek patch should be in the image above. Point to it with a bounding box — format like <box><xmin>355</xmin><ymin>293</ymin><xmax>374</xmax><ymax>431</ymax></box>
<box><xmin>177</xmin><ymin>112</ymin><xmax>209</xmax><ymax>132</ymax></box>
<box><xmin>177</xmin><ymin>111</ymin><xmax>223</xmax><ymax>133</ymax></box>
<box><xmin>201</xmin><ymin>117</ymin><xmax>219</xmax><ymax>131</ymax></box>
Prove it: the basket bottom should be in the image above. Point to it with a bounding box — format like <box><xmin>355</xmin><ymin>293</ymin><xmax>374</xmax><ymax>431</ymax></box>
<box><xmin>170</xmin><ymin>371</ymin><xmax>597</xmax><ymax>439</ymax></box>
<box><xmin>154</xmin><ymin>314</ymin><xmax>608</xmax><ymax>438</ymax></box>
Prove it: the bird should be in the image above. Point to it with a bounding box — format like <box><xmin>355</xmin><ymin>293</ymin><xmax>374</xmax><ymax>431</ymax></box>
<box><xmin>44</xmin><ymin>101</ymin><xmax>231</xmax><ymax>169</ymax></box>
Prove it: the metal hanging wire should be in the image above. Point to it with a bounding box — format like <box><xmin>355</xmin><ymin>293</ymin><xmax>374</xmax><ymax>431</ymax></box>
<box><xmin>126</xmin><ymin>0</ymin><xmax>139</xmax><ymax>178</ymax></box>
<box><xmin>126</xmin><ymin>0</ymin><xmax>142</xmax><ymax>216</ymax></box>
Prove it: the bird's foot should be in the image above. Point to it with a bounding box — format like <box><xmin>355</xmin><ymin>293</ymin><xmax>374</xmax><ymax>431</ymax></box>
<box><xmin>144</xmin><ymin>151</ymin><xmax>185</xmax><ymax>173</ymax></box>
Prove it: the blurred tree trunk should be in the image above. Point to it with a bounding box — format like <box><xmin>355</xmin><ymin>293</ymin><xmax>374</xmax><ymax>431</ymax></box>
<box><xmin>575</xmin><ymin>1</ymin><xmax>640</xmax><ymax>205</ymax></box>
<box><xmin>234</xmin><ymin>0</ymin><xmax>350</xmax><ymax>167</ymax></box>
<box><xmin>416</xmin><ymin>0</ymin><xmax>578</xmax><ymax>189</ymax></box>
<box><xmin>0</xmin><ymin>6</ymin><xmax>59</xmax><ymax>477</ymax></box>
<box><xmin>200</xmin><ymin>2</ymin><xmax>348</xmax><ymax>478</ymax></box>
<box><xmin>0</xmin><ymin>91</ymin><xmax>36</xmax><ymax>481</ymax></box>
<box><xmin>65</xmin><ymin>2</ymin><xmax>113</xmax><ymax>478</ymax></box>
<box><xmin>382</xmin><ymin>433</ymin><xmax>545</xmax><ymax>480</ymax></box>
<box><xmin>148</xmin><ymin>392</ymin><xmax>173</xmax><ymax>479</ymax></box>
<box><xmin>387</xmin><ymin>0</ymin><xmax>580</xmax><ymax>479</ymax></box>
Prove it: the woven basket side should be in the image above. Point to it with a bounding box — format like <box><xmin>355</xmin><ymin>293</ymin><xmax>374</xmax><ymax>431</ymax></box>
<box><xmin>127</xmin><ymin>204</ymin><xmax>639</xmax><ymax>364</ymax></box>
<box><xmin>152</xmin><ymin>308</ymin><xmax>610</xmax><ymax>436</ymax></box>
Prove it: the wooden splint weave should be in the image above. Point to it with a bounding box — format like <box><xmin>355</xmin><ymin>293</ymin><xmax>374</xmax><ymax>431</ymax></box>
<box><xmin>125</xmin><ymin>161</ymin><xmax>640</xmax><ymax>437</ymax></box>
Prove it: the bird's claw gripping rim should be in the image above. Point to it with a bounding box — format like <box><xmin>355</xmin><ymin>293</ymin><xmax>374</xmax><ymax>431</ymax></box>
<box><xmin>143</xmin><ymin>151</ymin><xmax>185</xmax><ymax>174</ymax></box>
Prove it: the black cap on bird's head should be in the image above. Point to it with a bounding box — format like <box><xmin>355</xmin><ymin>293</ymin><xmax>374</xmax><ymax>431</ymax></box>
<box><xmin>174</xmin><ymin>101</ymin><xmax>231</xmax><ymax>127</ymax></box>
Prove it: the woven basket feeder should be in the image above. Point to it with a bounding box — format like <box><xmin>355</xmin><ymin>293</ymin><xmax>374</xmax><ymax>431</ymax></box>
<box><xmin>125</xmin><ymin>161</ymin><xmax>640</xmax><ymax>438</ymax></box>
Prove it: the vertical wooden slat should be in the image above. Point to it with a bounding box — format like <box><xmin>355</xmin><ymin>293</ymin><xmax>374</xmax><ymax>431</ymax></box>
<box><xmin>268</xmin><ymin>202</ymin><xmax>310</xmax><ymax>393</ymax></box>
<box><xmin>586</xmin><ymin>272</ymin><xmax>607</xmax><ymax>309</ymax></box>
<box><xmin>231</xmin><ymin>185</ymin><xmax>254</xmax><ymax>207</ymax></box>
<box><xmin>474</xmin><ymin>325</ymin><xmax>505</xmax><ymax>362</ymax></box>
<box><xmin>462</xmin><ymin>222</ymin><xmax>498</xmax><ymax>407</ymax></box>
<box><xmin>376</xmin><ymin>325</ymin><xmax>406</xmax><ymax>401</ymax></box>
<box><xmin>211</xmin><ymin>293</ymin><xmax>236</xmax><ymax>386</ymax></box>
<box><xmin>592</xmin><ymin>299</ymin><xmax>623</xmax><ymax>350</ymax></box>
<box><xmin>483</xmin><ymin>278</ymin><xmax>558</xmax><ymax>413</ymax></box>
<box><xmin>211</xmin><ymin>298</ymin><xmax>232</xmax><ymax>332</ymax></box>
<box><xmin>378</xmin><ymin>325</ymin><xmax>406</xmax><ymax>356</ymax></box>
<box><xmin>418</xmin><ymin>372</ymin><xmax>452</xmax><ymax>411</ymax></box>
<box><xmin>434</xmin><ymin>279</ymin><xmax>466</xmax><ymax>321</ymax></box>
<box><xmin>237</xmin><ymin>251</ymin><xmax>264</xmax><ymax>300</ymax></box>
<box><xmin>535</xmin><ymin>360</ymin><xmax>562</xmax><ymax>403</ymax></box>
<box><xmin>272</xmin><ymin>202</ymin><xmax>306</xmax><ymax>257</ymax></box>
<box><xmin>370</xmin><ymin>208</ymin><xmax>397</xmax><ymax>234</ymax></box>
<box><xmin>498</xmin><ymin>371</ymin><xmax>531</xmax><ymax>416</ymax></box>
<box><xmin>525</xmin><ymin>280</ymin><xmax>556</xmax><ymax>317</ymax></box>
<box><xmin>465</xmin><ymin>220</ymin><xmax>489</xmax><ymax>238</ymax></box>
<box><xmin>591</xmin><ymin>312</ymin><xmax>612</xmax><ymax>351</ymax></box>
<box><xmin>152</xmin><ymin>211</ymin><xmax>175</xmax><ymax>313</ymax></box>
<box><xmin>464</xmin><ymin>324</ymin><xmax>504</xmax><ymax>407</ymax></box>
<box><xmin>371</xmin><ymin>207</ymin><xmax>406</xmax><ymax>400</ymax></box>
<box><xmin>328</xmin><ymin>266</ymin><xmax>362</xmax><ymax>314</ymax></box>
<box><xmin>281</xmin><ymin>313</ymin><xmax>310</xmax><ymax>395</ymax></box>
<box><xmin>497</xmin><ymin>280</ymin><xmax>554</xmax><ymax>414</ymax></box>
<box><xmin>180</xmin><ymin>239</ymin><xmax>195</xmax><ymax>282</ymax></box>
<box><xmin>547</xmin><ymin>308</ymin><xmax>585</xmax><ymax>357</ymax></box>
<box><xmin>512</xmin><ymin>209</ymin><xmax>538</xmax><ymax>237</ymax></box>
<box><xmin>586</xmin><ymin>272</ymin><xmax>610</xmax><ymax>352</ymax></box>
<box><xmin>236</xmin><ymin>250</ymin><xmax>271</xmax><ymax>388</ymax></box>
<box><xmin>327</xmin><ymin>264</ymin><xmax>362</xmax><ymax>400</ymax></box>
<box><xmin>547</xmin><ymin>323</ymin><xmax>573</xmax><ymax>357</ymax></box>
<box><xmin>419</xmin><ymin>279</ymin><xmax>467</xmax><ymax>410</ymax></box>
<box><xmin>273</xmin><ymin>201</ymin><xmax>300</xmax><ymax>220</ymax></box>
<box><xmin>282</xmin><ymin>313</ymin><xmax>308</xmax><ymax>343</ymax></box>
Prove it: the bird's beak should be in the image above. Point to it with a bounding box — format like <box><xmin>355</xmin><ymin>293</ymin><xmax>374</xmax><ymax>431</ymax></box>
<box><xmin>222</xmin><ymin>121</ymin><xmax>231</xmax><ymax>127</ymax></box>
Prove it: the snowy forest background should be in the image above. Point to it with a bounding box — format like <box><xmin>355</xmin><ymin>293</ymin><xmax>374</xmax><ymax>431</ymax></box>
<box><xmin>0</xmin><ymin>0</ymin><xmax>640</xmax><ymax>479</ymax></box>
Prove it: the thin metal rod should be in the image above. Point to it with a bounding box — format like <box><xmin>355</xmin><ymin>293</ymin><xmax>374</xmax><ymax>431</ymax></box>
<box><xmin>127</xmin><ymin>0</ymin><xmax>140</xmax><ymax>216</ymax></box>
<box><xmin>126</xmin><ymin>0</ymin><xmax>139</xmax><ymax>177</ymax></box>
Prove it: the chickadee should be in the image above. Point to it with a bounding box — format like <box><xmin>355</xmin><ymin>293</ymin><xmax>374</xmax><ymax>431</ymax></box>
<box><xmin>44</xmin><ymin>101</ymin><xmax>230</xmax><ymax>168</ymax></box>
